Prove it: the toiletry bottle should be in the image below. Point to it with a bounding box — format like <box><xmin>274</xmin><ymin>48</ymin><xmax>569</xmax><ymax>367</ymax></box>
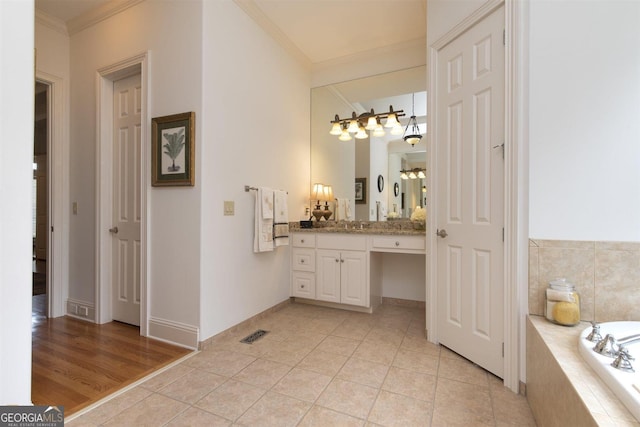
<box><xmin>544</xmin><ymin>278</ymin><xmax>580</xmax><ymax>326</ymax></box>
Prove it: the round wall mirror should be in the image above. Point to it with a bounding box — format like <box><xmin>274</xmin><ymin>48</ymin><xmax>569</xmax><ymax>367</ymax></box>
<box><xmin>377</xmin><ymin>175</ymin><xmax>384</xmax><ymax>192</ymax></box>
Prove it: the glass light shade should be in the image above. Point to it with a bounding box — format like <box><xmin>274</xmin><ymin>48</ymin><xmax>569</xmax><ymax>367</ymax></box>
<box><xmin>355</xmin><ymin>126</ymin><xmax>368</xmax><ymax>139</ymax></box>
<box><xmin>409</xmin><ymin>171</ymin><xmax>417</xmax><ymax>179</ymax></box>
<box><xmin>404</xmin><ymin>135</ymin><xmax>422</xmax><ymax>145</ymax></box>
<box><xmin>372</xmin><ymin>123</ymin><xmax>385</xmax><ymax>137</ymax></box>
<box><xmin>401</xmin><ymin>172</ymin><xmax>409</xmax><ymax>180</ymax></box>
<box><xmin>322</xmin><ymin>185</ymin><xmax>333</xmax><ymax>202</ymax></box>
<box><xmin>422</xmin><ymin>186</ymin><xmax>427</xmax><ymax>193</ymax></box>
<box><xmin>311</xmin><ymin>183</ymin><xmax>324</xmax><ymax>201</ymax></box>
<box><xmin>329</xmin><ymin>122</ymin><xmax>342</xmax><ymax>135</ymax></box>
<box><xmin>365</xmin><ymin>116</ymin><xmax>378</xmax><ymax>130</ymax></box>
<box><xmin>339</xmin><ymin>129</ymin><xmax>352</xmax><ymax>141</ymax></box>
<box><xmin>385</xmin><ymin>113</ymin><xmax>399</xmax><ymax>128</ymax></box>
<box><xmin>391</xmin><ymin>123</ymin><xmax>404</xmax><ymax>135</ymax></box>
<box><xmin>347</xmin><ymin>119</ymin><xmax>359</xmax><ymax>133</ymax></box>
<box><xmin>417</xmin><ymin>170</ymin><xmax>426</xmax><ymax>179</ymax></box>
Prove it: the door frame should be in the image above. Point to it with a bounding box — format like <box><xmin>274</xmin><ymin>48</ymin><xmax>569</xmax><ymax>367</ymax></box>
<box><xmin>35</xmin><ymin>71</ymin><xmax>68</xmax><ymax>319</ymax></box>
<box><xmin>95</xmin><ymin>52</ymin><xmax>149</xmax><ymax>336</ymax></box>
<box><xmin>426</xmin><ymin>0</ymin><xmax>528</xmax><ymax>393</ymax></box>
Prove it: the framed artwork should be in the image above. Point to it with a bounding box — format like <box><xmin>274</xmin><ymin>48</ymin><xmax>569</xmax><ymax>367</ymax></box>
<box><xmin>152</xmin><ymin>112</ymin><xmax>195</xmax><ymax>187</ymax></box>
<box><xmin>355</xmin><ymin>177</ymin><xmax>366</xmax><ymax>204</ymax></box>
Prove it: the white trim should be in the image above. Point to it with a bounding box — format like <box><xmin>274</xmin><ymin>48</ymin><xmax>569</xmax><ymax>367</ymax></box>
<box><xmin>35</xmin><ymin>71</ymin><xmax>69</xmax><ymax>319</ymax></box>
<box><xmin>66</xmin><ymin>0</ymin><xmax>145</xmax><ymax>36</ymax></box>
<box><xmin>66</xmin><ymin>297</ymin><xmax>95</xmax><ymax>321</ymax></box>
<box><xmin>428</xmin><ymin>0</ymin><xmax>525</xmax><ymax>393</ymax></box>
<box><xmin>148</xmin><ymin>317</ymin><xmax>199</xmax><ymax>350</ymax></box>
<box><xmin>95</xmin><ymin>52</ymin><xmax>150</xmax><ymax>338</ymax></box>
<box><xmin>34</xmin><ymin>9</ymin><xmax>68</xmax><ymax>36</ymax></box>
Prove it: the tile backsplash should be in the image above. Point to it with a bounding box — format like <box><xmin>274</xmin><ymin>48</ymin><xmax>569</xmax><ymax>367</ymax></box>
<box><xmin>529</xmin><ymin>239</ymin><xmax>640</xmax><ymax>322</ymax></box>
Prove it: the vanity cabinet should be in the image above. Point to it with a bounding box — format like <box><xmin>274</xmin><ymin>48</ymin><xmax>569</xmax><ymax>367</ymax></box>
<box><xmin>291</xmin><ymin>234</ymin><xmax>316</xmax><ymax>299</ymax></box>
<box><xmin>316</xmin><ymin>249</ymin><xmax>367</xmax><ymax>306</ymax></box>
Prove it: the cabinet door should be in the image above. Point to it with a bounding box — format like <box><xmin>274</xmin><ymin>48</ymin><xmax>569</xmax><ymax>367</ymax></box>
<box><xmin>340</xmin><ymin>251</ymin><xmax>368</xmax><ymax>307</ymax></box>
<box><xmin>316</xmin><ymin>249</ymin><xmax>341</xmax><ymax>303</ymax></box>
<box><xmin>292</xmin><ymin>271</ymin><xmax>315</xmax><ymax>299</ymax></box>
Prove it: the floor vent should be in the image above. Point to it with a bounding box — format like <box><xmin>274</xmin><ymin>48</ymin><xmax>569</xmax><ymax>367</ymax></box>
<box><xmin>240</xmin><ymin>329</ymin><xmax>269</xmax><ymax>344</ymax></box>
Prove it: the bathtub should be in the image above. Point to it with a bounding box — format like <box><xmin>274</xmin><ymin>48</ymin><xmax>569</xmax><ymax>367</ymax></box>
<box><xmin>578</xmin><ymin>321</ymin><xmax>640</xmax><ymax>422</ymax></box>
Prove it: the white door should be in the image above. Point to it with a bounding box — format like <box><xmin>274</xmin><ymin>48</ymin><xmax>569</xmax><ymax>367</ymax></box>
<box><xmin>316</xmin><ymin>250</ymin><xmax>341</xmax><ymax>303</ymax></box>
<box><xmin>111</xmin><ymin>73</ymin><xmax>142</xmax><ymax>326</ymax></box>
<box><xmin>340</xmin><ymin>251</ymin><xmax>367</xmax><ymax>307</ymax></box>
<box><xmin>436</xmin><ymin>6</ymin><xmax>505</xmax><ymax>378</ymax></box>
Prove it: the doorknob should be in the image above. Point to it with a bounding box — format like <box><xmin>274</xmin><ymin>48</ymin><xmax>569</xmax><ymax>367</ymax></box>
<box><xmin>436</xmin><ymin>229</ymin><xmax>448</xmax><ymax>238</ymax></box>
<box><xmin>109</xmin><ymin>226</ymin><xmax>119</xmax><ymax>234</ymax></box>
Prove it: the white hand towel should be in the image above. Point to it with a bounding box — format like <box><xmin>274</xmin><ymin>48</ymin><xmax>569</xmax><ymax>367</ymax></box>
<box><xmin>254</xmin><ymin>188</ymin><xmax>274</xmax><ymax>253</ymax></box>
<box><xmin>274</xmin><ymin>190</ymin><xmax>289</xmax><ymax>247</ymax></box>
<box><xmin>261</xmin><ymin>188</ymin><xmax>274</xmax><ymax>219</ymax></box>
<box><xmin>345</xmin><ymin>199</ymin><xmax>352</xmax><ymax>220</ymax></box>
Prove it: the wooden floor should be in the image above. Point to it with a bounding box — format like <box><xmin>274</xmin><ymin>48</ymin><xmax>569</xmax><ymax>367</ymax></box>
<box><xmin>31</xmin><ymin>294</ymin><xmax>192</xmax><ymax>415</ymax></box>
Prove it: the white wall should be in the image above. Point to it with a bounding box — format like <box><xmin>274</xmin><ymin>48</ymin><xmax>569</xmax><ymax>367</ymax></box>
<box><xmin>529</xmin><ymin>0</ymin><xmax>640</xmax><ymax>241</ymax></box>
<box><xmin>0</xmin><ymin>0</ymin><xmax>34</xmax><ymax>405</ymax></box>
<box><xmin>199</xmin><ymin>0</ymin><xmax>310</xmax><ymax>340</ymax></box>
<box><xmin>381</xmin><ymin>253</ymin><xmax>426</xmax><ymax>301</ymax></box>
<box><xmin>427</xmin><ymin>0</ymin><xmax>488</xmax><ymax>44</ymax></box>
<box><xmin>68</xmin><ymin>1</ymin><xmax>203</xmax><ymax>330</ymax></box>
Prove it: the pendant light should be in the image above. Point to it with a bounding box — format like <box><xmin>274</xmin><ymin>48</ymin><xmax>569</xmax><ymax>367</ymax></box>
<box><xmin>403</xmin><ymin>93</ymin><xmax>423</xmax><ymax>146</ymax></box>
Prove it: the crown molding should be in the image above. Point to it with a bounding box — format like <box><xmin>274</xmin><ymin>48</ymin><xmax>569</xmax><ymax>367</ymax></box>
<box><xmin>66</xmin><ymin>0</ymin><xmax>145</xmax><ymax>36</ymax></box>
<box><xmin>35</xmin><ymin>9</ymin><xmax>68</xmax><ymax>36</ymax></box>
<box><xmin>233</xmin><ymin>0</ymin><xmax>313</xmax><ymax>70</ymax></box>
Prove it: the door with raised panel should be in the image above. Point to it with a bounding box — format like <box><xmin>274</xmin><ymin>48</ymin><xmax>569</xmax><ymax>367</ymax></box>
<box><xmin>316</xmin><ymin>249</ymin><xmax>341</xmax><ymax>303</ymax></box>
<box><xmin>340</xmin><ymin>251</ymin><xmax>367</xmax><ymax>306</ymax></box>
<box><xmin>111</xmin><ymin>73</ymin><xmax>142</xmax><ymax>326</ymax></box>
<box><xmin>436</xmin><ymin>6</ymin><xmax>505</xmax><ymax>377</ymax></box>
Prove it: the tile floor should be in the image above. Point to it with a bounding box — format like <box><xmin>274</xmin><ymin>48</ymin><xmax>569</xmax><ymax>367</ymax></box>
<box><xmin>67</xmin><ymin>302</ymin><xmax>537</xmax><ymax>426</ymax></box>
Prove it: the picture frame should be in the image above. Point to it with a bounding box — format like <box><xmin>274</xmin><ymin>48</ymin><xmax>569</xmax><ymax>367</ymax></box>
<box><xmin>152</xmin><ymin>112</ymin><xmax>195</xmax><ymax>187</ymax></box>
<box><xmin>355</xmin><ymin>177</ymin><xmax>366</xmax><ymax>204</ymax></box>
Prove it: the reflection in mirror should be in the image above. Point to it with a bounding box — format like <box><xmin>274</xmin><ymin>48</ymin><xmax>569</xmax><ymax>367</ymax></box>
<box><xmin>311</xmin><ymin>66</ymin><xmax>426</xmax><ymax>221</ymax></box>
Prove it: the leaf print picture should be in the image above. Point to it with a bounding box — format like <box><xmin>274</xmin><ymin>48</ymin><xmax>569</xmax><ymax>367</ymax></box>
<box><xmin>151</xmin><ymin>112</ymin><xmax>195</xmax><ymax>187</ymax></box>
<box><xmin>162</xmin><ymin>127</ymin><xmax>185</xmax><ymax>173</ymax></box>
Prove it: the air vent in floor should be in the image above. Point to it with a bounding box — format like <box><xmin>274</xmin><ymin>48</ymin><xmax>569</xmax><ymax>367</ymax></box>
<box><xmin>240</xmin><ymin>329</ymin><xmax>269</xmax><ymax>344</ymax></box>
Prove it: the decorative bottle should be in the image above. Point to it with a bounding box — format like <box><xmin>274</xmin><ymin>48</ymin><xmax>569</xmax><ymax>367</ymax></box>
<box><xmin>544</xmin><ymin>278</ymin><xmax>580</xmax><ymax>326</ymax></box>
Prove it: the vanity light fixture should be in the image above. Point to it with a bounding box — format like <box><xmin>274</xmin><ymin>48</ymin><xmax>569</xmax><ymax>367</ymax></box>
<box><xmin>329</xmin><ymin>107</ymin><xmax>405</xmax><ymax>141</ymax></box>
<box><xmin>403</xmin><ymin>93</ymin><xmax>423</xmax><ymax>146</ymax></box>
<box><xmin>400</xmin><ymin>168</ymin><xmax>426</xmax><ymax>180</ymax></box>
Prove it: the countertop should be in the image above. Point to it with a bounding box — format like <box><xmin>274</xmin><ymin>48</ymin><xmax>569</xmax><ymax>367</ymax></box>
<box><xmin>289</xmin><ymin>220</ymin><xmax>426</xmax><ymax>236</ymax></box>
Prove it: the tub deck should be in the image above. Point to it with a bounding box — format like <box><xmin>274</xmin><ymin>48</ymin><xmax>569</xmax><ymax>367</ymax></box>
<box><xmin>527</xmin><ymin>315</ymin><xmax>639</xmax><ymax>426</ymax></box>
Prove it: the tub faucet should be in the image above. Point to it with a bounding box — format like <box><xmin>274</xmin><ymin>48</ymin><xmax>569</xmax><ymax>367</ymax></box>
<box><xmin>585</xmin><ymin>322</ymin><xmax>602</xmax><ymax>343</ymax></box>
<box><xmin>594</xmin><ymin>334</ymin><xmax>618</xmax><ymax>358</ymax></box>
<box><xmin>612</xmin><ymin>346</ymin><xmax>635</xmax><ymax>373</ymax></box>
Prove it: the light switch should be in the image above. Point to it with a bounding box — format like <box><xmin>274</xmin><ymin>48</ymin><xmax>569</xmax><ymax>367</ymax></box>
<box><xmin>73</xmin><ymin>202</ymin><xmax>78</xmax><ymax>215</ymax></box>
<box><xmin>224</xmin><ymin>200</ymin><xmax>234</xmax><ymax>216</ymax></box>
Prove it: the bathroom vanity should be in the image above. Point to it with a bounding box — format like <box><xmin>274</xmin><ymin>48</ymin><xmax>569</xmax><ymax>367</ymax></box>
<box><xmin>290</xmin><ymin>223</ymin><xmax>426</xmax><ymax>312</ymax></box>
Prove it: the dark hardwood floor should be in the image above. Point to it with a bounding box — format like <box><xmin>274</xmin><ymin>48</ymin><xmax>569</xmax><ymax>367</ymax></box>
<box><xmin>31</xmin><ymin>294</ymin><xmax>192</xmax><ymax>415</ymax></box>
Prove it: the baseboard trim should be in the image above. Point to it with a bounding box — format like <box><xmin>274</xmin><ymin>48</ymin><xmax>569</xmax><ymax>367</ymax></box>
<box><xmin>381</xmin><ymin>297</ymin><xmax>425</xmax><ymax>309</ymax></box>
<box><xmin>66</xmin><ymin>298</ymin><xmax>96</xmax><ymax>321</ymax></box>
<box><xmin>199</xmin><ymin>299</ymin><xmax>291</xmax><ymax>350</ymax></box>
<box><xmin>148</xmin><ymin>317</ymin><xmax>199</xmax><ymax>350</ymax></box>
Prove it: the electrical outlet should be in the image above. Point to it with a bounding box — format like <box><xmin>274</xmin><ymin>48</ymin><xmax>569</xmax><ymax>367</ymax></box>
<box><xmin>224</xmin><ymin>200</ymin><xmax>234</xmax><ymax>216</ymax></box>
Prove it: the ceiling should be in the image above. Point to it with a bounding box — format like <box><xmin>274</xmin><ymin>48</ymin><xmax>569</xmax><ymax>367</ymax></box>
<box><xmin>35</xmin><ymin>0</ymin><xmax>427</xmax><ymax>66</ymax></box>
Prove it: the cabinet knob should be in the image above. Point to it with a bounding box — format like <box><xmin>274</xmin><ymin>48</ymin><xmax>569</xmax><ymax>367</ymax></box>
<box><xmin>301</xmin><ymin>239</ymin><xmax>305</xmax><ymax>243</ymax></box>
<box><xmin>340</xmin><ymin>259</ymin><xmax>344</xmax><ymax>263</ymax></box>
<box><xmin>335</xmin><ymin>259</ymin><xmax>339</xmax><ymax>263</ymax></box>
<box><xmin>395</xmin><ymin>241</ymin><xmax>400</xmax><ymax>246</ymax></box>
<box><xmin>301</xmin><ymin>284</ymin><xmax>305</xmax><ymax>289</ymax></box>
<box><xmin>300</xmin><ymin>259</ymin><xmax>305</xmax><ymax>263</ymax></box>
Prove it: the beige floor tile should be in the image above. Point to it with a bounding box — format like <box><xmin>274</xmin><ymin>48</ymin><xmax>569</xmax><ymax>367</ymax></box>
<box><xmin>233</xmin><ymin>358</ymin><xmax>292</xmax><ymax>389</ymax></box>
<box><xmin>306</xmin><ymin>317</ymin><xmax>345</xmax><ymax>334</ymax></box>
<box><xmin>400</xmin><ymin>335</ymin><xmax>441</xmax><ymax>356</ymax></box>
<box><xmin>316</xmin><ymin>335</ymin><xmax>361</xmax><ymax>357</ymax></box>
<box><xmin>490</xmin><ymin>383</ymin><xmax>537</xmax><ymax>426</ymax></box>
<box><xmin>261</xmin><ymin>343</ymin><xmax>311</xmax><ymax>367</ymax></box>
<box><xmin>332</xmin><ymin>323</ymin><xmax>372</xmax><ymax>341</ymax></box>
<box><xmin>236</xmin><ymin>391</ymin><xmax>311</xmax><ymax>427</ymax></box>
<box><xmin>283</xmin><ymin>331</ymin><xmax>327</xmax><ymax>350</ymax></box>
<box><xmin>431</xmin><ymin>407</ymin><xmax>494</xmax><ymax>426</ymax></box>
<box><xmin>297</xmin><ymin>348</ymin><xmax>348</xmax><ymax>377</ymax></box>
<box><xmin>69</xmin><ymin>386</ymin><xmax>153</xmax><ymax>425</ymax></box>
<box><xmin>165</xmin><ymin>407</ymin><xmax>231</xmax><ymax>426</ymax></box>
<box><xmin>434</xmin><ymin>377</ymin><xmax>493</xmax><ymax>421</ymax></box>
<box><xmin>368</xmin><ymin>390</ymin><xmax>433</xmax><ymax>426</ymax></box>
<box><xmin>182</xmin><ymin>349</ymin><xmax>256</xmax><ymax>377</ymax></box>
<box><xmin>352</xmin><ymin>340</ymin><xmax>399</xmax><ymax>365</ymax></box>
<box><xmin>298</xmin><ymin>405</ymin><xmax>365</xmax><ymax>427</ymax></box>
<box><xmin>337</xmin><ymin>357</ymin><xmax>389</xmax><ymax>388</ymax></box>
<box><xmin>139</xmin><ymin>364</ymin><xmax>195</xmax><ymax>392</ymax></box>
<box><xmin>437</xmin><ymin>355</ymin><xmax>489</xmax><ymax>387</ymax></box>
<box><xmin>158</xmin><ymin>369</ymin><xmax>227</xmax><ymax>404</ymax></box>
<box><xmin>382</xmin><ymin>366</ymin><xmax>436</xmax><ymax>402</ymax></box>
<box><xmin>364</xmin><ymin>326</ymin><xmax>405</xmax><ymax>347</ymax></box>
<box><xmin>271</xmin><ymin>367</ymin><xmax>332</xmax><ymax>402</ymax></box>
<box><xmin>195</xmin><ymin>379</ymin><xmax>265</xmax><ymax>421</ymax></box>
<box><xmin>102</xmin><ymin>393</ymin><xmax>189</xmax><ymax>426</ymax></box>
<box><xmin>316</xmin><ymin>378</ymin><xmax>379</xmax><ymax>419</ymax></box>
<box><xmin>392</xmin><ymin>348</ymin><xmax>439</xmax><ymax>375</ymax></box>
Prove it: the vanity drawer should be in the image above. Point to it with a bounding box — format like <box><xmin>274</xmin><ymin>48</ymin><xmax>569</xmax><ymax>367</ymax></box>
<box><xmin>292</xmin><ymin>248</ymin><xmax>315</xmax><ymax>272</ymax></box>
<box><xmin>316</xmin><ymin>234</ymin><xmax>367</xmax><ymax>251</ymax></box>
<box><xmin>370</xmin><ymin>235</ymin><xmax>426</xmax><ymax>253</ymax></box>
<box><xmin>291</xmin><ymin>271</ymin><xmax>315</xmax><ymax>299</ymax></box>
<box><xmin>292</xmin><ymin>233</ymin><xmax>316</xmax><ymax>248</ymax></box>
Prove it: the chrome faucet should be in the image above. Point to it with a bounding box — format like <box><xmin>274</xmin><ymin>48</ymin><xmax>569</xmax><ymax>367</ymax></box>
<box><xmin>593</xmin><ymin>331</ymin><xmax>640</xmax><ymax>372</ymax></box>
<box><xmin>585</xmin><ymin>322</ymin><xmax>602</xmax><ymax>342</ymax></box>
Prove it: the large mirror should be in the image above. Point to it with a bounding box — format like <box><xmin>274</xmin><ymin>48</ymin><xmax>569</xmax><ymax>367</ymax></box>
<box><xmin>311</xmin><ymin>66</ymin><xmax>427</xmax><ymax>221</ymax></box>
